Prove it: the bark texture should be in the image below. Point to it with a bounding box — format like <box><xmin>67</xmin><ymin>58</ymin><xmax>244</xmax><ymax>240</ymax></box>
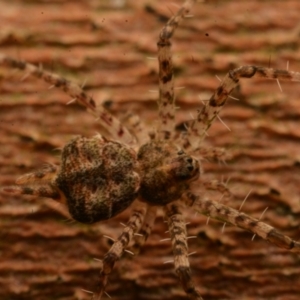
<box><xmin>1</xmin><ymin>1</ymin><xmax>300</xmax><ymax>299</ymax></box>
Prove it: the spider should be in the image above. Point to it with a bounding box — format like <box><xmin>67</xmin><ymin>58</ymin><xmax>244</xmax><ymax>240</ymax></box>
<box><xmin>1</xmin><ymin>0</ymin><xmax>300</xmax><ymax>299</ymax></box>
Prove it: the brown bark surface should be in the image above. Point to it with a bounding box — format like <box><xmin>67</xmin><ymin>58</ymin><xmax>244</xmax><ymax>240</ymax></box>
<box><xmin>1</xmin><ymin>1</ymin><xmax>300</xmax><ymax>299</ymax></box>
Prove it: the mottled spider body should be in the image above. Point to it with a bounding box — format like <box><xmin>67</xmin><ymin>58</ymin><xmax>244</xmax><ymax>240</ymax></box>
<box><xmin>138</xmin><ymin>141</ymin><xmax>200</xmax><ymax>205</ymax></box>
<box><xmin>57</xmin><ymin>136</ymin><xmax>140</xmax><ymax>223</ymax></box>
<box><xmin>1</xmin><ymin>1</ymin><xmax>300</xmax><ymax>299</ymax></box>
<box><xmin>15</xmin><ymin>135</ymin><xmax>199</xmax><ymax>224</ymax></box>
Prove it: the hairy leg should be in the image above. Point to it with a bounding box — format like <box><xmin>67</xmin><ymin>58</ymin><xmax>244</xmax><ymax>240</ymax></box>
<box><xmin>130</xmin><ymin>205</ymin><xmax>157</xmax><ymax>254</ymax></box>
<box><xmin>183</xmin><ymin>192</ymin><xmax>300</xmax><ymax>252</ymax></box>
<box><xmin>15</xmin><ymin>164</ymin><xmax>57</xmax><ymax>185</ymax></box>
<box><xmin>157</xmin><ymin>0</ymin><xmax>197</xmax><ymax>140</ymax></box>
<box><xmin>164</xmin><ymin>200</ymin><xmax>203</xmax><ymax>300</ymax></box>
<box><xmin>3</xmin><ymin>184</ymin><xmax>61</xmax><ymax>200</ymax></box>
<box><xmin>186</xmin><ymin>66</ymin><xmax>300</xmax><ymax>150</ymax></box>
<box><xmin>0</xmin><ymin>53</ymin><xmax>135</xmax><ymax>145</ymax></box>
<box><xmin>97</xmin><ymin>201</ymin><xmax>147</xmax><ymax>299</ymax></box>
<box><xmin>2</xmin><ymin>164</ymin><xmax>61</xmax><ymax>200</ymax></box>
<box><xmin>202</xmin><ymin>179</ymin><xmax>232</xmax><ymax>200</ymax></box>
<box><xmin>122</xmin><ymin>112</ymin><xmax>150</xmax><ymax>146</ymax></box>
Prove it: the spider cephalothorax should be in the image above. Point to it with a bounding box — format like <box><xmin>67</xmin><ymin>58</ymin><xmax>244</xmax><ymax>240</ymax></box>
<box><xmin>1</xmin><ymin>0</ymin><xmax>300</xmax><ymax>299</ymax></box>
<box><xmin>138</xmin><ymin>141</ymin><xmax>200</xmax><ymax>205</ymax></box>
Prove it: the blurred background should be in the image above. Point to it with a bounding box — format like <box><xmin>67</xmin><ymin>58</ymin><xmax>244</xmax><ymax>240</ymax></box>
<box><xmin>1</xmin><ymin>0</ymin><xmax>300</xmax><ymax>299</ymax></box>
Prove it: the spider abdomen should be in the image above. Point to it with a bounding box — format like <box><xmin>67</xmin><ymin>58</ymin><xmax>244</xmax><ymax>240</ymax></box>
<box><xmin>56</xmin><ymin>136</ymin><xmax>140</xmax><ymax>223</ymax></box>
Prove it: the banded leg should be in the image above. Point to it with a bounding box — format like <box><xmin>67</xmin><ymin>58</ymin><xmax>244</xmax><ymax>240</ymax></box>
<box><xmin>2</xmin><ymin>164</ymin><xmax>62</xmax><ymax>200</ymax></box>
<box><xmin>130</xmin><ymin>205</ymin><xmax>157</xmax><ymax>254</ymax></box>
<box><xmin>15</xmin><ymin>164</ymin><xmax>58</xmax><ymax>185</ymax></box>
<box><xmin>122</xmin><ymin>112</ymin><xmax>150</xmax><ymax>146</ymax></box>
<box><xmin>195</xmin><ymin>146</ymin><xmax>231</xmax><ymax>162</ymax></box>
<box><xmin>157</xmin><ymin>0</ymin><xmax>197</xmax><ymax>140</ymax></box>
<box><xmin>186</xmin><ymin>66</ymin><xmax>300</xmax><ymax>150</ymax></box>
<box><xmin>97</xmin><ymin>201</ymin><xmax>147</xmax><ymax>299</ymax></box>
<box><xmin>202</xmin><ymin>179</ymin><xmax>232</xmax><ymax>200</ymax></box>
<box><xmin>3</xmin><ymin>184</ymin><xmax>61</xmax><ymax>201</ymax></box>
<box><xmin>0</xmin><ymin>53</ymin><xmax>135</xmax><ymax>145</ymax></box>
<box><xmin>164</xmin><ymin>201</ymin><xmax>203</xmax><ymax>300</ymax></box>
<box><xmin>183</xmin><ymin>192</ymin><xmax>300</xmax><ymax>252</ymax></box>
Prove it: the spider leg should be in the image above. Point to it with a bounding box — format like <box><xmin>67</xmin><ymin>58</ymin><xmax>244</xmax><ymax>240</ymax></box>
<box><xmin>97</xmin><ymin>201</ymin><xmax>147</xmax><ymax>299</ymax></box>
<box><xmin>15</xmin><ymin>164</ymin><xmax>57</xmax><ymax>185</ymax></box>
<box><xmin>164</xmin><ymin>201</ymin><xmax>203</xmax><ymax>300</ymax></box>
<box><xmin>196</xmin><ymin>146</ymin><xmax>231</xmax><ymax>162</ymax></box>
<box><xmin>186</xmin><ymin>66</ymin><xmax>300</xmax><ymax>150</ymax></box>
<box><xmin>157</xmin><ymin>0</ymin><xmax>197</xmax><ymax>140</ymax></box>
<box><xmin>174</xmin><ymin>119</ymin><xmax>232</xmax><ymax>161</ymax></box>
<box><xmin>130</xmin><ymin>205</ymin><xmax>157</xmax><ymax>254</ymax></box>
<box><xmin>202</xmin><ymin>179</ymin><xmax>232</xmax><ymax>200</ymax></box>
<box><xmin>0</xmin><ymin>53</ymin><xmax>135</xmax><ymax>145</ymax></box>
<box><xmin>183</xmin><ymin>192</ymin><xmax>300</xmax><ymax>252</ymax></box>
<box><xmin>2</xmin><ymin>164</ymin><xmax>62</xmax><ymax>200</ymax></box>
<box><xmin>3</xmin><ymin>184</ymin><xmax>61</xmax><ymax>201</ymax></box>
<box><xmin>122</xmin><ymin>112</ymin><xmax>150</xmax><ymax>145</ymax></box>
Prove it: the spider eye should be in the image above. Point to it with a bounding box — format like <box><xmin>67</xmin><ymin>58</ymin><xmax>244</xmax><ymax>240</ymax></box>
<box><xmin>186</xmin><ymin>157</ymin><xmax>193</xmax><ymax>164</ymax></box>
<box><xmin>177</xmin><ymin>149</ymin><xmax>184</xmax><ymax>155</ymax></box>
<box><xmin>187</xmin><ymin>165</ymin><xmax>194</xmax><ymax>171</ymax></box>
<box><xmin>173</xmin><ymin>155</ymin><xmax>200</xmax><ymax>181</ymax></box>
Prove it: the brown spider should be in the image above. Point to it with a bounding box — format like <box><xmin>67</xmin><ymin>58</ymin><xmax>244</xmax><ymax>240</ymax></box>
<box><xmin>1</xmin><ymin>0</ymin><xmax>300</xmax><ymax>299</ymax></box>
